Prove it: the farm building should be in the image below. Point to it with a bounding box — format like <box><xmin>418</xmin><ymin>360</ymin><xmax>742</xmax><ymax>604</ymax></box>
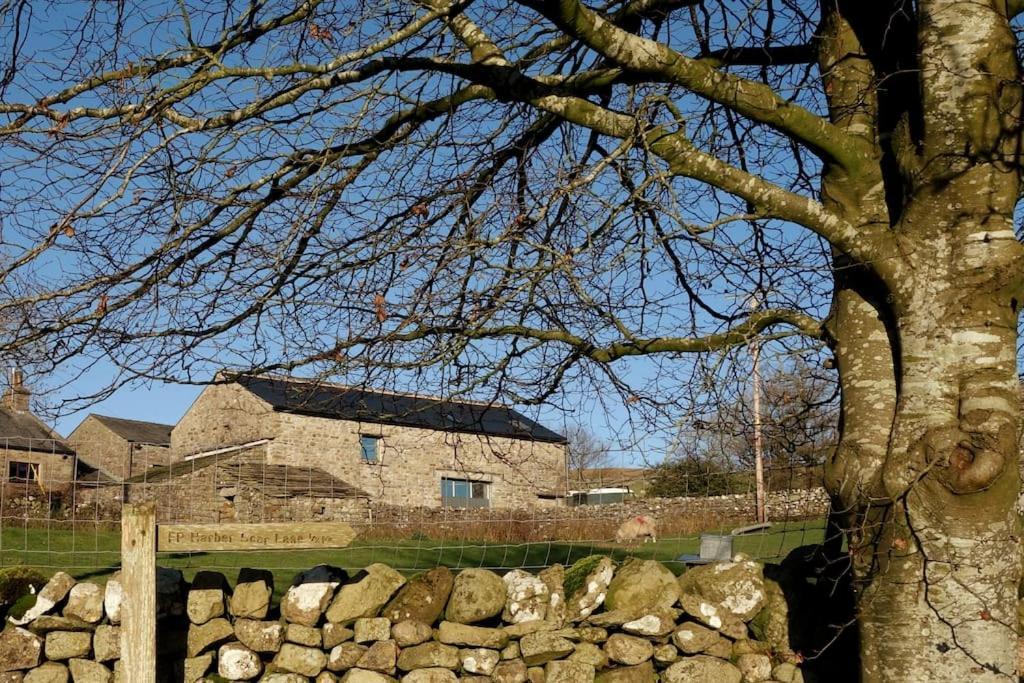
<box><xmin>66</xmin><ymin>414</ymin><xmax>173</xmax><ymax>482</ymax></box>
<box><xmin>0</xmin><ymin>370</ymin><xmax>75</xmax><ymax>492</ymax></box>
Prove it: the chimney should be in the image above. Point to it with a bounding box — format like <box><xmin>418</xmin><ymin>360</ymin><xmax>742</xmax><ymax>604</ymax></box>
<box><xmin>3</xmin><ymin>368</ymin><xmax>30</xmax><ymax>412</ymax></box>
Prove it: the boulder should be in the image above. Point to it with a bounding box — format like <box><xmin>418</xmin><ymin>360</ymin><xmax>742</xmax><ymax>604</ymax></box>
<box><xmin>22</xmin><ymin>663</ymin><xmax>67</xmax><ymax>683</ymax></box>
<box><xmin>340</xmin><ymin>670</ymin><xmax>396</xmax><ymax>683</ymax></box>
<box><xmin>0</xmin><ymin>627</ymin><xmax>42</xmax><ymax>671</ymax></box>
<box><xmin>677</xmin><ymin>595</ymin><xmax>745</xmax><ymax>637</ymax></box>
<box><xmin>564</xmin><ymin>557</ymin><xmax>614</xmax><ymax>622</ymax></box>
<box><xmin>677</xmin><ymin>560</ymin><xmax>766</xmax><ymax>623</ymax></box>
<box><xmin>391</xmin><ymin>620</ymin><xmax>432</xmax><ymax>647</ymax></box>
<box><xmin>492</xmin><ymin>659</ymin><xmax>528</xmax><ymax>683</ymax></box>
<box><xmin>230</xmin><ymin>568</ymin><xmax>273</xmax><ymax>620</ymax></box>
<box><xmin>594</xmin><ymin>661</ymin><xmax>656</xmax><ymax>683</ymax></box>
<box><xmin>102</xmin><ymin>575</ymin><xmax>122</xmax><ymax>626</ymax></box>
<box><xmin>328</xmin><ymin>642</ymin><xmax>368</xmax><ymax>672</ymax></box>
<box><xmin>354</xmin><ymin>618</ymin><xmax>391</xmax><ymax>644</ymax></box>
<box><xmin>604</xmin><ymin>560</ymin><xmax>678</xmax><ymax>613</ymax></box>
<box><xmin>282</xmin><ymin>565</ymin><xmax>346</xmax><ymax>627</ymax></box>
<box><xmin>671</xmin><ymin>623</ymin><xmax>719</xmax><ymax>654</ymax></box>
<box><xmin>620</xmin><ymin>610</ymin><xmax>675</xmax><ymax>637</ymax></box>
<box><xmin>735</xmin><ymin>654</ymin><xmax>772</xmax><ymax>683</ymax></box>
<box><xmin>62</xmin><ymin>584</ymin><xmax>103</xmax><ymax>625</ymax></box>
<box><xmin>67</xmin><ymin>659</ymin><xmax>110</xmax><ymax>683</ymax></box>
<box><xmin>275</xmin><ymin>643</ymin><xmax>329</xmax><ymax>676</ymax></box>
<box><xmin>92</xmin><ymin>626</ymin><xmax>119</xmax><ymax>663</ymax></box>
<box><xmin>218</xmin><ymin>642</ymin><xmax>262</xmax><ymax>680</ymax></box>
<box><xmin>12</xmin><ymin>573</ymin><xmax>76</xmax><ymax>626</ymax></box>
<box><xmin>234</xmin><ymin>619</ymin><xmax>284</xmax><ymax>653</ymax></box>
<box><xmin>544</xmin><ymin>660</ymin><xmax>594</xmax><ymax>683</ymax></box>
<box><xmin>459</xmin><ymin>648</ymin><xmax>500</xmax><ymax>675</ymax></box>
<box><xmin>537</xmin><ymin>565</ymin><xmax>566</xmax><ymax>627</ymax></box>
<box><xmin>519</xmin><ymin>632</ymin><xmax>574</xmax><ymax>666</ymax></box>
<box><xmin>568</xmin><ymin>643</ymin><xmax>607</xmax><ymax>669</ymax></box>
<box><xmin>502</xmin><ymin>571</ymin><xmax>549</xmax><ymax>624</ymax></box>
<box><xmin>396</xmin><ymin>642</ymin><xmax>460</xmax><ymax>671</ymax></box>
<box><xmin>356</xmin><ymin>640</ymin><xmax>398</xmax><ymax>674</ymax></box>
<box><xmin>400</xmin><ymin>669</ymin><xmax>456</xmax><ymax>683</ymax></box>
<box><xmin>382</xmin><ymin>568</ymin><xmax>453</xmax><ymax>625</ymax></box>
<box><xmin>436</xmin><ymin>622</ymin><xmax>508</xmax><ymax>649</ymax></box>
<box><xmin>182</xmin><ymin>654</ymin><xmax>213</xmax><ymax>683</ymax></box>
<box><xmin>602</xmin><ymin>634</ymin><xmax>652</xmax><ymax>666</ymax></box>
<box><xmin>324</xmin><ymin>624</ymin><xmax>355</xmax><ymax>649</ymax></box>
<box><xmin>288</xmin><ymin>623</ymin><xmax>323</xmax><ymax>648</ymax></box>
<box><xmin>444</xmin><ymin>569</ymin><xmax>505</xmax><ymax>625</ymax></box>
<box><xmin>186</xmin><ymin>618</ymin><xmax>233</xmax><ymax>657</ymax></box>
<box><xmin>186</xmin><ymin>571</ymin><xmax>228</xmax><ymax>625</ymax></box>
<box><xmin>327</xmin><ymin>565</ymin><xmax>406</xmax><ymax>625</ymax></box>
<box><xmin>43</xmin><ymin>632</ymin><xmax>91</xmax><ymax>661</ymax></box>
<box><xmin>662</xmin><ymin>656</ymin><xmax>742</xmax><ymax>683</ymax></box>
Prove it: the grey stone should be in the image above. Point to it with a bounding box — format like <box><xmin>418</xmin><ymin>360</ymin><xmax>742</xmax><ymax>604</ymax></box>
<box><xmin>677</xmin><ymin>560</ymin><xmax>766</xmax><ymax>623</ymax></box>
<box><xmin>102</xmin><ymin>575</ymin><xmax>121</xmax><ymax>626</ymax></box>
<box><xmin>328</xmin><ymin>643</ymin><xmax>367</xmax><ymax>672</ymax></box>
<box><xmin>182</xmin><ymin>653</ymin><xmax>213</xmax><ymax>683</ymax></box>
<box><xmin>218</xmin><ymin>642</ymin><xmax>262</xmax><ymax>680</ymax></box>
<box><xmin>458</xmin><ymin>648</ymin><xmax>499</xmax><ymax>675</ymax></box>
<box><xmin>274</xmin><ymin>642</ymin><xmax>329</xmax><ymax>676</ymax></box>
<box><xmin>230</xmin><ymin>568</ymin><xmax>273</xmax><ymax>620</ymax></box>
<box><xmin>492</xmin><ymin>659</ymin><xmax>528</xmax><ymax>683</ymax></box>
<box><xmin>537</xmin><ymin>566</ymin><xmax>566</xmax><ymax>627</ymax></box>
<box><xmin>544</xmin><ymin>660</ymin><xmax>594</xmax><ymax>683</ymax></box>
<box><xmin>396</xmin><ymin>642</ymin><xmax>459</xmax><ymax>671</ymax></box>
<box><xmin>436</xmin><ymin>622</ymin><xmax>508</xmax><ymax>649</ymax></box>
<box><xmin>444</xmin><ymin>569</ymin><xmax>505</xmax><ymax>625</ymax></box>
<box><xmin>604</xmin><ymin>560</ymin><xmax>678</xmax><ymax>613</ymax></box>
<box><xmin>519</xmin><ymin>632</ymin><xmax>574</xmax><ymax>666</ymax></box>
<box><xmin>186</xmin><ymin>571</ymin><xmax>228</xmax><ymax>626</ymax></box>
<box><xmin>327</xmin><ymin>565</ymin><xmax>406</xmax><ymax>625</ymax></box>
<box><xmin>235</xmin><ymin>619</ymin><xmax>284</xmax><ymax>653</ymax></box>
<box><xmin>282</xmin><ymin>565</ymin><xmax>346</xmax><ymax>627</ymax></box>
<box><xmin>44</xmin><ymin>632</ymin><xmax>91</xmax><ymax>661</ymax></box>
<box><xmin>186</xmin><ymin>617</ymin><xmax>233</xmax><ymax>657</ymax></box>
<box><xmin>355</xmin><ymin>640</ymin><xmax>398</xmax><ymax>674</ymax></box>
<box><xmin>0</xmin><ymin>627</ymin><xmax>42</xmax><ymax>671</ymax></box>
<box><xmin>620</xmin><ymin>610</ymin><xmax>675</xmax><ymax>637</ymax></box>
<box><xmin>353</xmin><ymin>618</ymin><xmax>391</xmax><ymax>644</ymax></box>
<box><xmin>62</xmin><ymin>584</ymin><xmax>103</xmax><ymax>625</ymax></box>
<box><xmin>671</xmin><ymin>623</ymin><xmax>719</xmax><ymax>654</ymax></box>
<box><xmin>400</xmin><ymin>669</ymin><xmax>456</xmax><ymax>683</ymax></box>
<box><xmin>583</xmin><ymin>609</ymin><xmax>643</xmax><ymax>628</ymax></box>
<box><xmin>382</xmin><ymin>568</ymin><xmax>453</xmax><ymax>625</ymax></box>
<box><xmin>502</xmin><ymin>570</ymin><xmax>549</xmax><ymax>624</ymax></box>
<box><xmin>323</xmin><ymin>624</ymin><xmax>355</xmax><ymax>649</ymax></box>
<box><xmin>92</xmin><ymin>626</ymin><xmax>119</xmax><ymax>663</ymax></box>
<box><xmin>66</xmin><ymin>659</ymin><xmax>110</xmax><ymax>683</ymax></box>
<box><xmin>602</xmin><ymin>634</ymin><xmax>653</xmax><ymax>666</ymax></box>
<box><xmin>288</xmin><ymin>623</ymin><xmax>323</xmax><ymax>648</ymax></box>
<box><xmin>662</xmin><ymin>656</ymin><xmax>742</xmax><ymax>683</ymax></box>
<box><xmin>564</xmin><ymin>558</ymin><xmax>614</xmax><ymax>622</ymax></box>
<box><xmin>12</xmin><ymin>573</ymin><xmax>76</xmax><ymax>626</ymax></box>
<box><xmin>390</xmin><ymin>620</ymin><xmax>431</xmax><ymax>648</ymax></box>
<box><xmin>22</xmin><ymin>663</ymin><xmax>67</xmax><ymax>683</ymax></box>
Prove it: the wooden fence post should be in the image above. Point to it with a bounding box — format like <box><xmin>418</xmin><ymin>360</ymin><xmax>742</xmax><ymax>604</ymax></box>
<box><xmin>121</xmin><ymin>502</ymin><xmax>156</xmax><ymax>683</ymax></box>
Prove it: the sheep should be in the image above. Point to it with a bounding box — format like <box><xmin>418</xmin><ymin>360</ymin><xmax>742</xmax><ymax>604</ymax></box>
<box><xmin>615</xmin><ymin>515</ymin><xmax>657</xmax><ymax>544</ymax></box>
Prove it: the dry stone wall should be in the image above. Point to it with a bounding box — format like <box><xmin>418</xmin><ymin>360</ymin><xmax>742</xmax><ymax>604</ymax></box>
<box><xmin>0</xmin><ymin>554</ymin><xmax>818</xmax><ymax>682</ymax></box>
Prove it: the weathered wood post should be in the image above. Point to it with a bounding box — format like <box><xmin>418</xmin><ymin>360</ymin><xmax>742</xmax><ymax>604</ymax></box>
<box><xmin>121</xmin><ymin>502</ymin><xmax>156</xmax><ymax>683</ymax></box>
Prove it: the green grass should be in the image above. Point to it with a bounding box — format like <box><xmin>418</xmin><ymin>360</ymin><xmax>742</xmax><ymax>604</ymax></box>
<box><xmin>0</xmin><ymin>518</ymin><xmax>826</xmax><ymax>596</ymax></box>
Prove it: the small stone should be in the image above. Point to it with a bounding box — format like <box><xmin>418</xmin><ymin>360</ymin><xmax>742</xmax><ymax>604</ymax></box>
<box><xmin>572</xmin><ymin>627</ymin><xmax>607</xmax><ymax>644</ymax></box>
<box><xmin>519</xmin><ymin>632</ymin><xmax>574</xmax><ymax>666</ymax></box>
<box><xmin>503</xmin><ymin>621</ymin><xmax>557</xmax><ymax>638</ymax></box>
<box><xmin>324</xmin><ymin>624</ymin><xmax>355</xmax><ymax>649</ymax></box>
<box><xmin>354</xmin><ymin>618</ymin><xmax>391</xmax><ymax>644</ymax></box>
<box><xmin>12</xmin><ymin>574</ymin><xmax>76</xmax><ymax>626</ymax></box>
<box><xmin>92</xmin><ymin>626</ymin><xmax>119</xmax><ymax>663</ymax></box>
<box><xmin>44</xmin><ymin>632</ymin><xmax>91</xmax><ymax>661</ymax></box>
<box><xmin>317</xmin><ymin>673</ymin><xmax>340</xmax><ymax>683</ymax></box>
<box><xmin>186</xmin><ymin>571</ymin><xmax>228</xmax><ymax>626</ymax></box>
<box><xmin>537</xmin><ymin>566</ymin><xmax>566</xmax><ymax>627</ymax></box>
<box><xmin>261</xmin><ymin>674</ymin><xmax>310</xmax><ymax>683</ymax></box>
<box><xmin>382</xmin><ymin>568</ymin><xmax>453</xmax><ymax>625</ymax></box>
<box><xmin>602</xmin><ymin>634</ymin><xmax>652</xmax><ymax>666</ymax></box>
<box><xmin>274</xmin><ymin>643</ymin><xmax>329</xmax><ymax>676</ymax></box>
<box><xmin>22</xmin><ymin>663</ymin><xmax>67</xmax><ymax>683</ymax></box>
<box><xmin>397</xmin><ymin>642</ymin><xmax>459</xmax><ymax>671</ymax></box>
<box><xmin>234</xmin><ymin>619</ymin><xmax>284</xmax><ymax>653</ymax></box>
<box><xmin>0</xmin><ymin>672</ymin><xmax>21</xmax><ymax>683</ymax></box>
<box><xmin>526</xmin><ymin>666</ymin><xmax>545</xmax><ymax>683</ymax></box>
<box><xmin>327</xmin><ymin>565</ymin><xmax>406</xmax><ymax>625</ymax></box>
<box><xmin>62</xmin><ymin>584</ymin><xmax>103</xmax><ymax>625</ymax></box>
<box><xmin>67</xmin><ymin>659</ymin><xmax>110</xmax><ymax>683</ymax></box>
<box><xmin>186</xmin><ymin>618</ymin><xmax>233</xmax><ymax>657</ymax></box>
<box><xmin>288</xmin><ymin>623</ymin><xmax>323</xmax><ymax>648</ymax></box>
<box><xmin>594</xmin><ymin>661</ymin><xmax>656</xmax><ymax>683</ymax></box>
<box><xmin>544</xmin><ymin>660</ymin><xmax>594</xmax><ymax>683</ymax></box>
<box><xmin>736</xmin><ymin>654</ymin><xmax>772</xmax><ymax>683</ymax></box>
<box><xmin>182</xmin><ymin>653</ymin><xmax>213</xmax><ymax>683</ymax></box>
<box><xmin>492</xmin><ymin>659</ymin><xmax>528</xmax><ymax>683</ymax></box>
<box><xmin>671</xmin><ymin>623</ymin><xmax>719</xmax><ymax>654</ymax></box>
<box><xmin>400</xmin><ymin>669</ymin><xmax>456</xmax><ymax>683</ymax></box>
<box><xmin>436</xmin><ymin>622</ymin><xmax>509</xmax><ymax>649</ymax></box>
<box><xmin>218</xmin><ymin>642</ymin><xmax>262</xmax><ymax>681</ymax></box>
<box><xmin>391</xmin><ymin>621</ymin><xmax>432</xmax><ymax>648</ymax></box>
<box><xmin>356</xmin><ymin>640</ymin><xmax>398</xmax><ymax>674</ymax></box>
<box><xmin>340</xmin><ymin>669</ymin><xmax>396</xmax><ymax>683</ymax></box>
<box><xmin>653</xmin><ymin>643</ymin><xmax>678</xmax><ymax>664</ymax></box>
<box><xmin>620</xmin><ymin>610</ymin><xmax>675</xmax><ymax>637</ymax></box>
<box><xmin>102</xmin><ymin>575</ymin><xmax>122</xmax><ymax>626</ymax></box>
<box><xmin>282</xmin><ymin>565</ymin><xmax>346</xmax><ymax>627</ymax></box>
<box><xmin>0</xmin><ymin>627</ymin><xmax>42</xmax><ymax>671</ymax></box>
<box><xmin>444</xmin><ymin>569</ymin><xmax>505</xmax><ymax>625</ymax></box>
<box><xmin>568</xmin><ymin>643</ymin><xmax>607</xmax><ymax>669</ymax></box>
<box><xmin>732</xmin><ymin>639</ymin><xmax>772</xmax><ymax>657</ymax></box>
<box><xmin>771</xmin><ymin>663</ymin><xmax>804</xmax><ymax>683</ymax></box>
<box><xmin>230</xmin><ymin>568</ymin><xmax>273</xmax><ymax>620</ymax></box>
<box><xmin>502</xmin><ymin>570</ymin><xmax>549</xmax><ymax>624</ymax></box>
<box><xmin>564</xmin><ymin>558</ymin><xmax>614</xmax><ymax>623</ymax></box>
<box><xmin>459</xmin><ymin>648</ymin><xmax>499</xmax><ymax>675</ymax></box>
<box><xmin>662</xmin><ymin>655</ymin><xmax>742</xmax><ymax>683</ymax></box>
<box><xmin>501</xmin><ymin>642</ymin><xmax>520</xmax><ymax>660</ymax></box>
<box><xmin>328</xmin><ymin>643</ymin><xmax>367</xmax><ymax>672</ymax></box>
<box><xmin>22</xmin><ymin>618</ymin><xmax>93</xmax><ymax>636</ymax></box>
<box><xmin>705</xmin><ymin>638</ymin><xmax>733</xmax><ymax>659</ymax></box>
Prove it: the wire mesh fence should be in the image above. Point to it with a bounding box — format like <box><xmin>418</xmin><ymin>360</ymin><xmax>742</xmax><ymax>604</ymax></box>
<box><xmin>0</xmin><ymin>437</ymin><xmax>837</xmax><ymax>588</ymax></box>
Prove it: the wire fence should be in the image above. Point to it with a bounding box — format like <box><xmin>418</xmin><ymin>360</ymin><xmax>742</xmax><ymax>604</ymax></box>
<box><xmin>0</xmin><ymin>437</ymin><xmax>837</xmax><ymax>586</ymax></box>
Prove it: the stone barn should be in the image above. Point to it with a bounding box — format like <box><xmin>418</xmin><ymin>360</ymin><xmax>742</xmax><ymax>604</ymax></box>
<box><xmin>0</xmin><ymin>370</ymin><xmax>75</xmax><ymax>493</ymax></box>
<box><xmin>66</xmin><ymin>414</ymin><xmax>173</xmax><ymax>482</ymax></box>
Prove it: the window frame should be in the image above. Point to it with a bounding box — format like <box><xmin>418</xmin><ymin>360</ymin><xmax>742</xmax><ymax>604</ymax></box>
<box><xmin>8</xmin><ymin>461</ymin><xmax>36</xmax><ymax>482</ymax></box>
<box><xmin>359</xmin><ymin>434</ymin><xmax>380</xmax><ymax>463</ymax></box>
<box><xmin>441</xmin><ymin>476</ymin><xmax>489</xmax><ymax>508</ymax></box>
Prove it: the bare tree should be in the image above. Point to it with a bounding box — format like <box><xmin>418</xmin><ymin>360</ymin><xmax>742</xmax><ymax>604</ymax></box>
<box><xmin>0</xmin><ymin>1</ymin><xmax>1021</xmax><ymax>678</ymax></box>
<box><xmin>565</xmin><ymin>424</ymin><xmax>613</xmax><ymax>485</ymax></box>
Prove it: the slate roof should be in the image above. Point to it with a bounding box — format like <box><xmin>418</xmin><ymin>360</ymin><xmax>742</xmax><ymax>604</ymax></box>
<box><xmin>91</xmin><ymin>414</ymin><xmax>173</xmax><ymax>445</ymax></box>
<box><xmin>233</xmin><ymin>374</ymin><xmax>567</xmax><ymax>444</ymax></box>
<box><xmin>0</xmin><ymin>407</ymin><xmax>75</xmax><ymax>454</ymax></box>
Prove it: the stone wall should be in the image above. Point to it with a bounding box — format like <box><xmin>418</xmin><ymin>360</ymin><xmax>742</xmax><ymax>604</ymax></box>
<box><xmin>0</xmin><ymin>446</ymin><xmax>74</xmax><ymax>494</ymax></box>
<box><xmin>0</xmin><ymin>553</ymin><xmax>828</xmax><ymax>682</ymax></box>
<box><xmin>171</xmin><ymin>383</ymin><xmax>278</xmax><ymax>459</ymax></box>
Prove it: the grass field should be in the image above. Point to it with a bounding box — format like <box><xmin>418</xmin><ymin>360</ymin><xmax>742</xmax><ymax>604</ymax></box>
<box><xmin>0</xmin><ymin>518</ymin><xmax>827</xmax><ymax>596</ymax></box>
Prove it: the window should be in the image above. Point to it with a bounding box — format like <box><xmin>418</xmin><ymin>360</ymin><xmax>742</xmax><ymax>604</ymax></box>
<box><xmin>360</xmin><ymin>435</ymin><xmax>379</xmax><ymax>463</ymax></box>
<box><xmin>8</xmin><ymin>461</ymin><xmax>36</xmax><ymax>482</ymax></box>
<box><xmin>441</xmin><ymin>477</ymin><xmax>489</xmax><ymax>508</ymax></box>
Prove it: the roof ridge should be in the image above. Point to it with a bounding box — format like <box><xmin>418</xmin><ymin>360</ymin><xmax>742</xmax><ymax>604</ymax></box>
<box><xmin>92</xmin><ymin>413</ymin><xmax>175</xmax><ymax>428</ymax></box>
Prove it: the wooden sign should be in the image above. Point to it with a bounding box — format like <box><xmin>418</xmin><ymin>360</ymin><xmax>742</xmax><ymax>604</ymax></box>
<box><xmin>157</xmin><ymin>521</ymin><xmax>357</xmax><ymax>552</ymax></box>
